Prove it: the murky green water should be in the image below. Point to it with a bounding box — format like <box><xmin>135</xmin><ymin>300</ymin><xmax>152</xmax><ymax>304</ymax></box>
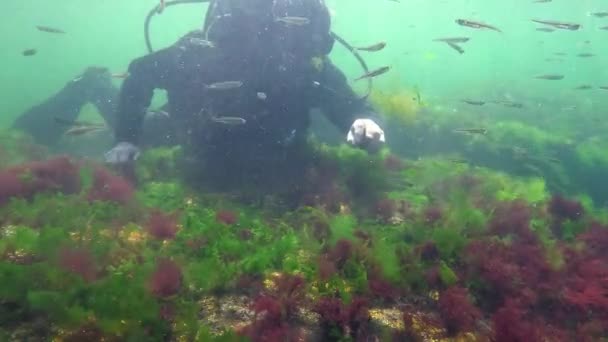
<box><xmin>2</xmin><ymin>1</ymin><xmax>608</xmax><ymax>341</ymax></box>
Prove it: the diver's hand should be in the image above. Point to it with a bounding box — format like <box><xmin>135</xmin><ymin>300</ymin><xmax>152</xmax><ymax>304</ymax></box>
<box><xmin>104</xmin><ymin>142</ymin><xmax>140</xmax><ymax>164</ymax></box>
<box><xmin>346</xmin><ymin>118</ymin><xmax>385</xmax><ymax>151</ymax></box>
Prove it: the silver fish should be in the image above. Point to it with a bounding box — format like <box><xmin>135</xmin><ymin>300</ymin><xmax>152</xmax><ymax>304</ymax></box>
<box><xmin>189</xmin><ymin>38</ymin><xmax>215</xmax><ymax>48</ymax></box>
<box><xmin>534</xmin><ymin>74</ymin><xmax>564</xmax><ymax>80</ymax></box>
<box><xmin>146</xmin><ymin>110</ymin><xmax>170</xmax><ymax>119</ymax></box>
<box><xmin>205</xmin><ymin>81</ymin><xmax>243</xmax><ymax>90</ymax></box>
<box><xmin>36</xmin><ymin>25</ymin><xmax>65</xmax><ymax>34</ymax></box>
<box><xmin>354</xmin><ymin>42</ymin><xmax>386</xmax><ymax>52</ymax></box>
<box><xmin>433</xmin><ymin>37</ymin><xmax>470</xmax><ymax>43</ymax></box>
<box><xmin>275</xmin><ymin>16</ymin><xmax>310</xmax><ymax>26</ymax></box>
<box><xmin>462</xmin><ymin>99</ymin><xmax>485</xmax><ymax>106</ymax></box>
<box><xmin>531</xmin><ymin>19</ymin><xmax>580</xmax><ymax>31</ymax></box>
<box><xmin>354</xmin><ymin>66</ymin><xmax>390</xmax><ymax>81</ymax></box>
<box><xmin>64</xmin><ymin>126</ymin><xmax>107</xmax><ymax>136</ymax></box>
<box><xmin>210</xmin><ymin>116</ymin><xmax>247</xmax><ymax>125</ymax></box>
<box><xmin>591</xmin><ymin>12</ymin><xmax>608</xmax><ymax>18</ymax></box>
<box><xmin>446</xmin><ymin>42</ymin><xmax>465</xmax><ymax>54</ymax></box>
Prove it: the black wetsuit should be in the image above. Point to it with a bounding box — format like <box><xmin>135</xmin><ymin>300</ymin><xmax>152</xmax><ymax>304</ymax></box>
<box><xmin>13</xmin><ymin>30</ymin><xmax>378</xmax><ymax>190</ymax></box>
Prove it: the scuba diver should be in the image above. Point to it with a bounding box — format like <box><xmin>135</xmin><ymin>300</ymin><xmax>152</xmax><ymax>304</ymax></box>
<box><xmin>13</xmin><ymin>0</ymin><xmax>385</xmax><ymax>192</ymax></box>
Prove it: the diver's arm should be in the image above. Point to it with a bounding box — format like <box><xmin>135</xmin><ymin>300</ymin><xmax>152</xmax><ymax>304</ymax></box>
<box><xmin>114</xmin><ymin>48</ymin><xmax>176</xmax><ymax>145</ymax></box>
<box><xmin>317</xmin><ymin>59</ymin><xmax>383</xmax><ymax>133</ymax></box>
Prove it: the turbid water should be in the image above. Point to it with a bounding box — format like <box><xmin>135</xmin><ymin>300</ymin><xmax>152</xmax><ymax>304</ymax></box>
<box><xmin>2</xmin><ymin>1</ymin><xmax>606</xmax><ymax>126</ymax></box>
<box><xmin>1</xmin><ymin>1</ymin><xmax>608</xmax><ymax>341</ymax></box>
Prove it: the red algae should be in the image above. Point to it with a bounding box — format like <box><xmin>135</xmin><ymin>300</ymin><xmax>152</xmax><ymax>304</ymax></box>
<box><xmin>58</xmin><ymin>246</ymin><xmax>97</xmax><ymax>283</ymax></box>
<box><xmin>423</xmin><ymin>205</ymin><xmax>443</xmax><ymax>225</ymax></box>
<box><xmin>215</xmin><ymin>209</ymin><xmax>238</xmax><ymax>225</ymax></box>
<box><xmin>374</xmin><ymin>198</ymin><xmax>396</xmax><ymax>223</ymax></box>
<box><xmin>0</xmin><ymin>156</ymin><xmax>81</xmax><ymax>205</ymax></box>
<box><xmin>548</xmin><ymin>194</ymin><xmax>584</xmax><ymax>221</ymax></box>
<box><xmin>148</xmin><ymin>259</ymin><xmax>182</xmax><ymax>298</ymax></box>
<box><xmin>438</xmin><ymin>286</ymin><xmax>481</xmax><ymax>336</ymax></box>
<box><xmin>492</xmin><ymin>300</ymin><xmax>543</xmax><ymax>342</ymax></box>
<box><xmin>383</xmin><ymin>154</ymin><xmax>406</xmax><ymax>172</ymax></box>
<box><xmin>314</xmin><ymin>296</ymin><xmax>371</xmax><ymax>341</ymax></box>
<box><xmin>145</xmin><ymin>210</ymin><xmax>178</xmax><ymax>240</ymax></box>
<box><xmin>489</xmin><ymin>200</ymin><xmax>537</xmax><ymax>243</ymax></box>
<box><xmin>241</xmin><ymin>274</ymin><xmax>306</xmax><ymax>342</ymax></box>
<box><xmin>87</xmin><ymin>166</ymin><xmax>134</xmax><ymax>204</ymax></box>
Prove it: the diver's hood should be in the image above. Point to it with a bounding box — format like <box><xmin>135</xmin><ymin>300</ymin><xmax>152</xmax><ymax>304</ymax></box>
<box><xmin>203</xmin><ymin>0</ymin><xmax>334</xmax><ymax>56</ymax></box>
<box><xmin>144</xmin><ymin>0</ymin><xmax>372</xmax><ymax>99</ymax></box>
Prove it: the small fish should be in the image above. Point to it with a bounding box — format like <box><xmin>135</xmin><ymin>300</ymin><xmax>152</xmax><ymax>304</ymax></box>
<box><xmin>462</xmin><ymin>99</ymin><xmax>485</xmax><ymax>106</ymax></box>
<box><xmin>574</xmin><ymin>85</ymin><xmax>593</xmax><ymax>90</ymax></box>
<box><xmin>64</xmin><ymin>126</ymin><xmax>107</xmax><ymax>136</ymax></box>
<box><xmin>554</xmin><ymin>52</ymin><xmax>567</xmax><ymax>56</ymax></box>
<box><xmin>36</xmin><ymin>25</ymin><xmax>65</xmax><ymax>34</ymax></box>
<box><xmin>453</xmin><ymin>128</ymin><xmax>488</xmax><ymax>135</ymax></box>
<box><xmin>577</xmin><ymin>53</ymin><xmax>595</xmax><ymax>57</ymax></box>
<box><xmin>146</xmin><ymin>110</ymin><xmax>170</xmax><ymax>118</ymax></box>
<box><xmin>433</xmin><ymin>37</ymin><xmax>470</xmax><ymax>43</ymax></box>
<box><xmin>591</xmin><ymin>12</ymin><xmax>608</xmax><ymax>18</ymax></box>
<box><xmin>446</xmin><ymin>42</ymin><xmax>465</xmax><ymax>54</ymax></box>
<box><xmin>536</xmin><ymin>28</ymin><xmax>555</xmax><ymax>32</ymax></box>
<box><xmin>210</xmin><ymin>116</ymin><xmax>247</xmax><ymax>125</ymax></box>
<box><xmin>455</xmin><ymin>19</ymin><xmax>502</xmax><ymax>32</ymax></box>
<box><xmin>22</xmin><ymin>49</ymin><xmax>37</xmax><ymax>56</ymax></box>
<box><xmin>531</xmin><ymin>19</ymin><xmax>580</xmax><ymax>31</ymax></box>
<box><xmin>534</xmin><ymin>74</ymin><xmax>564</xmax><ymax>80</ymax></box>
<box><xmin>354</xmin><ymin>66</ymin><xmax>390</xmax><ymax>81</ymax></box>
<box><xmin>189</xmin><ymin>38</ymin><xmax>214</xmax><ymax>48</ymax></box>
<box><xmin>275</xmin><ymin>16</ymin><xmax>310</xmax><ymax>26</ymax></box>
<box><xmin>496</xmin><ymin>101</ymin><xmax>524</xmax><ymax>108</ymax></box>
<box><xmin>448</xmin><ymin>158</ymin><xmax>469</xmax><ymax>164</ymax></box>
<box><xmin>534</xmin><ymin>0</ymin><xmax>552</xmax><ymax>3</ymax></box>
<box><xmin>283</xmin><ymin>129</ymin><xmax>297</xmax><ymax>146</ymax></box>
<box><xmin>599</xmin><ymin>86</ymin><xmax>608</xmax><ymax>90</ymax></box>
<box><xmin>205</xmin><ymin>81</ymin><xmax>243</xmax><ymax>90</ymax></box>
<box><xmin>544</xmin><ymin>58</ymin><xmax>563</xmax><ymax>62</ymax></box>
<box><xmin>545</xmin><ymin>156</ymin><xmax>561</xmax><ymax>164</ymax></box>
<box><xmin>354</xmin><ymin>42</ymin><xmax>386</xmax><ymax>52</ymax></box>
<box><xmin>54</xmin><ymin>117</ymin><xmax>105</xmax><ymax>127</ymax></box>
<box><xmin>601</xmin><ymin>26</ymin><xmax>608</xmax><ymax>30</ymax></box>
<box><xmin>413</xmin><ymin>87</ymin><xmax>422</xmax><ymax>105</ymax></box>
<box><xmin>112</xmin><ymin>72</ymin><xmax>129</xmax><ymax>79</ymax></box>
<box><xmin>157</xmin><ymin>0</ymin><xmax>166</xmax><ymax>14</ymax></box>
<box><xmin>55</xmin><ymin>118</ymin><xmax>107</xmax><ymax>136</ymax></box>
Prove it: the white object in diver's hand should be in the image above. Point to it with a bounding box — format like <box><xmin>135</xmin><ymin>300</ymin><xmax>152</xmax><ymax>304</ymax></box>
<box><xmin>104</xmin><ymin>142</ymin><xmax>140</xmax><ymax>164</ymax></box>
<box><xmin>346</xmin><ymin>118</ymin><xmax>385</xmax><ymax>147</ymax></box>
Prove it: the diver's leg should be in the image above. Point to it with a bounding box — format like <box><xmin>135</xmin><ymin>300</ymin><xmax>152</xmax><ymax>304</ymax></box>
<box><xmin>12</xmin><ymin>67</ymin><xmax>116</xmax><ymax>147</ymax></box>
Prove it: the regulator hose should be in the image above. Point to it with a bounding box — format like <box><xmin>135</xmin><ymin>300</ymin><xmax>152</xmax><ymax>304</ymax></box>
<box><xmin>144</xmin><ymin>0</ymin><xmax>210</xmax><ymax>53</ymax></box>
